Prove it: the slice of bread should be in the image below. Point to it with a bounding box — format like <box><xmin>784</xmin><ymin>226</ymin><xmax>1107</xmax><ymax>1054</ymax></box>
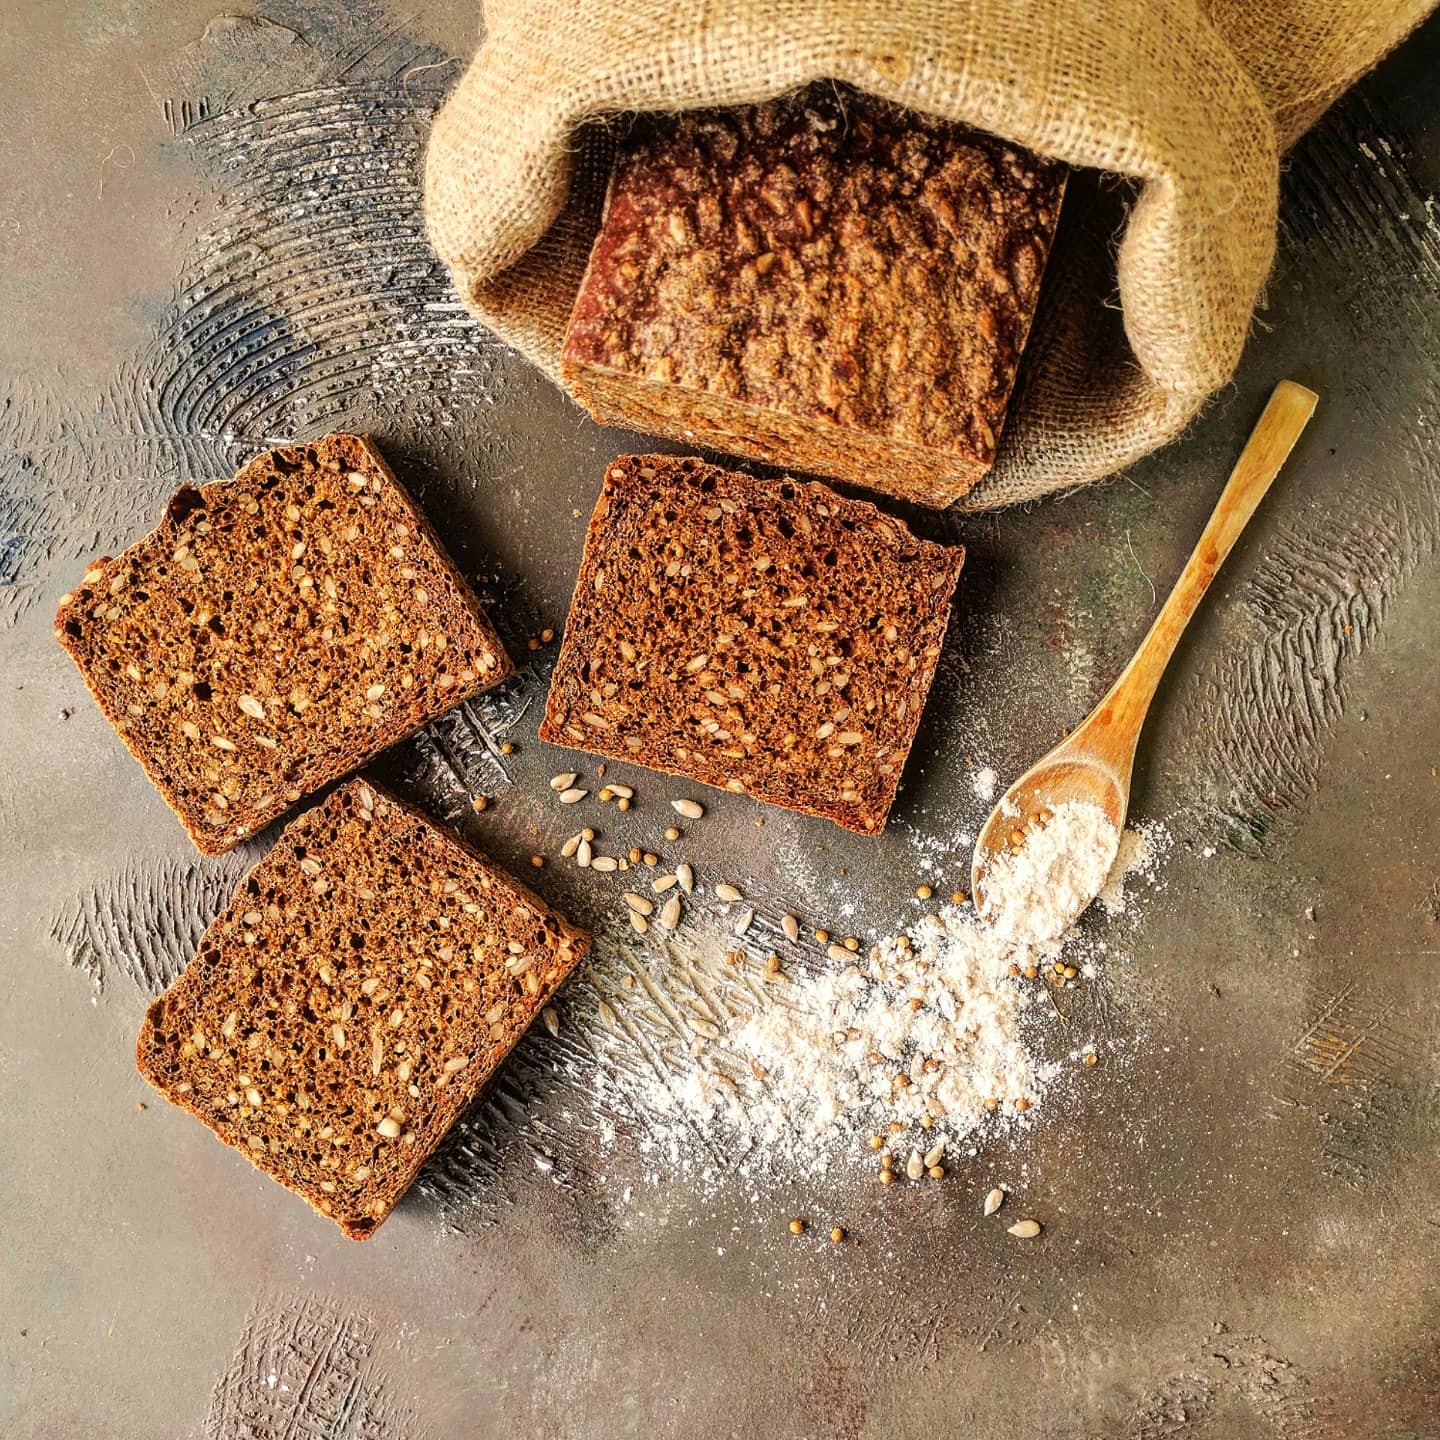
<box><xmin>55</xmin><ymin>435</ymin><xmax>511</xmax><ymax>855</ymax></box>
<box><xmin>540</xmin><ymin>455</ymin><xmax>964</xmax><ymax>834</ymax></box>
<box><xmin>136</xmin><ymin>779</ymin><xmax>590</xmax><ymax>1239</ymax></box>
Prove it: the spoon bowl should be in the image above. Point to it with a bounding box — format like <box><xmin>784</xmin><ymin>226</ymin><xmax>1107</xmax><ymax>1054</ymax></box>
<box><xmin>971</xmin><ymin>749</ymin><xmax>1127</xmax><ymax>919</ymax></box>
<box><xmin>971</xmin><ymin>380</ymin><xmax>1318</xmax><ymax>932</ymax></box>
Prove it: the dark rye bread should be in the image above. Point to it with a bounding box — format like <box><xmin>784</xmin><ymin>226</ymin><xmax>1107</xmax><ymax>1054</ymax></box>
<box><xmin>55</xmin><ymin>435</ymin><xmax>511</xmax><ymax>855</ymax></box>
<box><xmin>561</xmin><ymin>84</ymin><xmax>1066</xmax><ymax>509</ymax></box>
<box><xmin>540</xmin><ymin>455</ymin><xmax>964</xmax><ymax>833</ymax></box>
<box><xmin>136</xmin><ymin>779</ymin><xmax>590</xmax><ymax>1239</ymax></box>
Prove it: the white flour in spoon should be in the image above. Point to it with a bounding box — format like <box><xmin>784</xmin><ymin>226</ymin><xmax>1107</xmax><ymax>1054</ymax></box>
<box><xmin>980</xmin><ymin>799</ymin><xmax>1121</xmax><ymax>943</ymax></box>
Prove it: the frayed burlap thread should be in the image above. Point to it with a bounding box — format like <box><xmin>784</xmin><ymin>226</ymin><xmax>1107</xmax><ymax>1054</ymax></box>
<box><xmin>424</xmin><ymin>0</ymin><xmax>1431</xmax><ymax>509</ymax></box>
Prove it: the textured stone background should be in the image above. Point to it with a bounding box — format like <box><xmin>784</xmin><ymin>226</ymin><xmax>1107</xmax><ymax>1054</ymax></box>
<box><xmin>1</xmin><ymin>4</ymin><xmax>1438</xmax><ymax>1436</ymax></box>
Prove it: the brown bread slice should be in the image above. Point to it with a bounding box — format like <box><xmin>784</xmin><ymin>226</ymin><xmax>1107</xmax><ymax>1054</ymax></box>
<box><xmin>561</xmin><ymin>84</ymin><xmax>1066</xmax><ymax>509</ymax></box>
<box><xmin>136</xmin><ymin>779</ymin><xmax>590</xmax><ymax>1239</ymax></box>
<box><xmin>540</xmin><ymin>455</ymin><xmax>964</xmax><ymax>833</ymax></box>
<box><xmin>55</xmin><ymin>435</ymin><xmax>512</xmax><ymax>855</ymax></box>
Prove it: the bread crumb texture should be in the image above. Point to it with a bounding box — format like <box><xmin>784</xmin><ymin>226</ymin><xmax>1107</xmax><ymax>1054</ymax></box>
<box><xmin>54</xmin><ymin>434</ymin><xmax>511</xmax><ymax>854</ymax></box>
<box><xmin>562</xmin><ymin>84</ymin><xmax>1065</xmax><ymax>507</ymax></box>
<box><xmin>135</xmin><ymin>780</ymin><xmax>590</xmax><ymax>1239</ymax></box>
<box><xmin>540</xmin><ymin>455</ymin><xmax>964</xmax><ymax>833</ymax></box>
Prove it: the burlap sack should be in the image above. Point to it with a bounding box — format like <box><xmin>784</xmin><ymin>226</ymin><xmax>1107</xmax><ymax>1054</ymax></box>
<box><xmin>424</xmin><ymin>0</ymin><xmax>1431</xmax><ymax>510</ymax></box>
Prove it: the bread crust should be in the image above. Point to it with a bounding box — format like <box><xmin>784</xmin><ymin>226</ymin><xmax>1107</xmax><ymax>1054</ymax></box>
<box><xmin>562</xmin><ymin>85</ymin><xmax>1065</xmax><ymax>507</ymax></box>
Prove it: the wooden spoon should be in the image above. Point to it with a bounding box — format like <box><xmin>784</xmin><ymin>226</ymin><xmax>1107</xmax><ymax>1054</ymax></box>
<box><xmin>970</xmin><ymin>379</ymin><xmax>1318</xmax><ymax>931</ymax></box>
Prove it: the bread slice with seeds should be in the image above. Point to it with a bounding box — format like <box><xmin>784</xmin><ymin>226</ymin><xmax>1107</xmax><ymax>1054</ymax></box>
<box><xmin>55</xmin><ymin>434</ymin><xmax>512</xmax><ymax>855</ymax></box>
<box><xmin>540</xmin><ymin>455</ymin><xmax>964</xmax><ymax>833</ymax></box>
<box><xmin>136</xmin><ymin>779</ymin><xmax>590</xmax><ymax>1240</ymax></box>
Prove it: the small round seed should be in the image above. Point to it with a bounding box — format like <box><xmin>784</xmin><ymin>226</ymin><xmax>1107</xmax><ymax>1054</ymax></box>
<box><xmin>868</xmin><ymin>1135</ymin><xmax>884</xmax><ymax>1151</ymax></box>
<box><xmin>530</xmin><ymin>854</ymin><xmax>544</xmax><ymax>868</ymax></box>
<box><xmin>664</xmin><ymin>826</ymin><xmax>680</xmax><ymax>841</ymax></box>
<box><xmin>928</xmin><ymin>1166</ymin><xmax>945</xmax><ymax>1180</ymax></box>
<box><xmin>916</xmin><ymin>884</ymin><xmax>933</xmax><ymax>900</ymax></box>
<box><xmin>789</xmin><ymin>1218</ymin><xmax>805</xmax><ymax>1235</ymax></box>
<box><xmin>814</xmin><ymin>929</ymin><xmax>830</xmax><ymax>944</ymax></box>
<box><xmin>830</xmin><ymin>1227</ymin><xmax>845</xmax><ymax>1245</ymax></box>
<box><xmin>1083</xmin><ymin>1052</ymin><xmax>1099</xmax><ymax>1067</ymax></box>
<box><xmin>879</xmin><ymin>1169</ymin><xmax>895</xmax><ymax>1186</ymax></box>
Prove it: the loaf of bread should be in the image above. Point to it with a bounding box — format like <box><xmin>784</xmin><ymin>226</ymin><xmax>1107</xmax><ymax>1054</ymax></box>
<box><xmin>540</xmin><ymin>455</ymin><xmax>964</xmax><ymax>833</ymax></box>
<box><xmin>136</xmin><ymin>779</ymin><xmax>590</xmax><ymax>1239</ymax></box>
<box><xmin>55</xmin><ymin>435</ymin><xmax>511</xmax><ymax>854</ymax></box>
<box><xmin>562</xmin><ymin>84</ymin><xmax>1065</xmax><ymax>508</ymax></box>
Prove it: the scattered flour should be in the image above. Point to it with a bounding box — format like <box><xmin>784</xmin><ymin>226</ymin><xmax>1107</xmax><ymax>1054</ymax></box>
<box><xmin>727</xmin><ymin>908</ymin><xmax>1058</xmax><ymax>1148</ymax></box>
<box><xmin>576</xmin><ymin>812</ymin><xmax>1173</xmax><ymax>1186</ymax></box>
<box><xmin>971</xmin><ymin>766</ymin><xmax>999</xmax><ymax>803</ymax></box>
<box><xmin>980</xmin><ymin>799</ymin><xmax>1120</xmax><ymax>943</ymax></box>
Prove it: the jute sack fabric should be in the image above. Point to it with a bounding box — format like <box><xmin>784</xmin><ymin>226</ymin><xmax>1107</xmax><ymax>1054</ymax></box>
<box><xmin>424</xmin><ymin>0</ymin><xmax>1432</xmax><ymax>510</ymax></box>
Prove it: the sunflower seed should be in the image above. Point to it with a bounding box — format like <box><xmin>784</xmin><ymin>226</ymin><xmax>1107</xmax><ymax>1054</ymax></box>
<box><xmin>558</xmin><ymin>787</ymin><xmax>588</xmax><ymax>804</ymax></box>
<box><xmin>923</xmin><ymin>1140</ymin><xmax>946</xmax><ymax>1169</ymax></box>
<box><xmin>577</xmin><ymin>838</ymin><xmax>592</xmax><ymax>867</ymax></box>
<box><xmin>623</xmin><ymin>893</ymin><xmax>654</xmax><ymax>916</ymax></box>
<box><xmin>905</xmin><ymin>1149</ymin><xmax>924</xmax><ymax>1181</ymax></box>
<box><xmin>781</xmin><ymin>913</ymin><xmax>800</xmax><ymax>941</ymax></box>
<box><xmin>984</xmin><ymin>1188</ymin><xmax>1005</xmax><ymax>1216</ymax></box>
<box><xmin>629</xmin><ymin>911</ymin><xmax>649</xmax><ymax>935</ymax></box>
<box><xmin>1007</xmin><ymin>1219</ymin><xmax>1042</xmax><ymax>1238</ymax></box>
<box><xmin>652</xmin><ymin>874</ymin><xmax>678</xmax><ymax>893</ymax></box>
<box><xmin>597</xmin><ymin>1000</ymin><xmax>618</xmax><ymax>1029</ymax></box>
<box><xmin>607</xmin><ymin>783</ymin><xmax>634</xmax><ymax>799</ymax></box>
<box><xmin>541</xmin><ymin>1006</ymin><xmax>560</xmax><ymax>1038</ymax></box>
<box><xmin>714</xmin><ymin>884</ymin><xmax>743</xmax><ymax>904</ymax></box>
<box><xmin>561</xmin><ymin>833</ymin><xmax>582</xmax><ymax>859</ymax></box>
<box><xmin>691</xmin><ymin>1016</ymin><xmax>720</xmax><ymax>1039</ymax></box>
<box><xmin>676</xmin><ymin>862</ymin><xmax>694</xmax><ymax>894</ymax></box>
<box><xmin>827</xmin><ymin>944</ymin><xmax>851</xmax><ymax>963</ymax></box>
<box><xmin>659</xmin><ymin>895</ymin><xmax>682</xmax><ymax>929</ymax></box>
<box><xmin>550</xmin><ymin>772</ymin><xmax>578</xmax><ymax>790</ymax></box>
<box><xmin>590</xmin><ymin>855</ymin><xmax>618</xmax><ymax>872</ymax></box>
<box><xmin>671</xmin><ymin>799</ymin><xmax>704</xmax><ymax>819</ymax></box>
<box><xmin>237</xmin><ymin>695</ymin><xmax>265</xmax><ymax>719</ymax></box>
<box><xmin>733</xmin><ymin>907</ymin><xmax>754</xmax><ymax>937</ymax></box>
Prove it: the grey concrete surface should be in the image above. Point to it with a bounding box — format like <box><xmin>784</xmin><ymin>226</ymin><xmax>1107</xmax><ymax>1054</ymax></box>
<box><xmin>1</xmin><ymin>3</ymin><xmax>1438</xmax><ymax>1437</ymax></box>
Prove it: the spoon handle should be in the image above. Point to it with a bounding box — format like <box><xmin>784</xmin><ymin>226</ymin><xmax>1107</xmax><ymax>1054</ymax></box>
<box><xmin>1094</xmin><ymin>379</ymin><xmax>1318</xmax><ymax>743</ymax></box>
